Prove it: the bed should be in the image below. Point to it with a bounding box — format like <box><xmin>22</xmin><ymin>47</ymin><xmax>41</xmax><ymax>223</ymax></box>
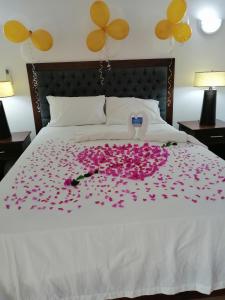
<box><xmin>0</xmin><ymin>58</ymin><xmax>225</xmax><ymax>300</ymax></box>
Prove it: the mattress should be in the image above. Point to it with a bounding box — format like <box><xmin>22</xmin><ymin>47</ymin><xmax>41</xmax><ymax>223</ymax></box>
<box><xmin>0</xmin><ymin>124</ymin><xmax>225</xmax><ymax>300</ymax></box>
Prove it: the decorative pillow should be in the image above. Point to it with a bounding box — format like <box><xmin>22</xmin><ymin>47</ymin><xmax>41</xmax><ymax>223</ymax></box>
<box><xmin>106</xmin><ymin>97</ymin><xmax>165</xmax><ymax>125</ymax></box>
<box><xmin>47</xmin><ymin>95</ymin><xmax>106</xmax><ymax>126</ymax></box>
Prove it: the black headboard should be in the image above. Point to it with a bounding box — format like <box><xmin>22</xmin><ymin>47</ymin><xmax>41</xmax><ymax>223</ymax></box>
<box><xmin>27</xmin><ymin>59</ymin><xmax>175</xmax><ymax>133</ymax></box>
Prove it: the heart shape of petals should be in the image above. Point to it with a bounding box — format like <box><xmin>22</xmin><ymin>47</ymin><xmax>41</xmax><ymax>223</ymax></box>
<box><xmin>77</xmin><ymin>143</ymin><xmax>169</xmax><ymax>181</ymax></box>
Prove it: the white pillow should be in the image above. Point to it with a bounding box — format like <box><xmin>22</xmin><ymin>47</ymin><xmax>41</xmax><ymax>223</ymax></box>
<box><xmin>47</xmin><ymin>95</ymin><xmax>106</xmax><ymax>126</ymax></box>
<box><xmin>106</xmin><ymin>97</ymin><xmax>165</xmax><ymax>125</ymax></box>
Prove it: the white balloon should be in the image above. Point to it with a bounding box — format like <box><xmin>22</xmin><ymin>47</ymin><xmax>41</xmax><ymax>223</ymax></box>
<box><xmin>104</xmin><ymin>36</ymin><xmax>122</xmax><ymax>60</ymax></box>
<box><xmin>20</xmin><ymin>39</ymin><xmax>37</xmax><ymax>63</ymax></box>
<box><xmin>20</xmin><ymin>38</ymin><xmax>54</xmax><ymax>63</ymax></box>
<box><xmin>152</xmin><ymin>38</ymin><xmax>174</xmax><ymax>55</ymax></box>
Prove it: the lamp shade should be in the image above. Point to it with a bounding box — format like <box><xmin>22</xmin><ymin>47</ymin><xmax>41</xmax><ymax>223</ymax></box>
<box><xmin>0</xmin><ymin>81</ymin><xmax>14</xmax><ymax>97</ymax></box>
<box><xmin>194</xmin><ymin>71</ymin><xmax>225</xmax><ymax>88</ymax></box>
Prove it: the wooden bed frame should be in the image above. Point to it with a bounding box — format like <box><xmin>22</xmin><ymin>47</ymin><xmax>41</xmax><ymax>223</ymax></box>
<box><xmin>26</xmin><ymin>58</ymin><xmax>225</xmax><ymax>299</ymax></box>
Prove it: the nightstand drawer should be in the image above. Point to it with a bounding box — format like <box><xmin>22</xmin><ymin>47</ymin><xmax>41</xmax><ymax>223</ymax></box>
<box><xmin>178</xmin><ymin>120</ymin><xmax>225</xmax><ymax>159</ymax></box>
<box><xmin>0</xmin><ymin>143</ymin><xmax>24</xmax><ymax>160</ymax></box>
<box><xmin>195</xmin><ymin>130</ymin><xmax>225</xmax><ymax>145</ymax></box>
<box><xmin>0</xmin><ymin>149</ymin><xmax>7</xmax><ymax>159</ymax></box>
<box><xmin>0</xmin><ymin>132</ymin><xmax>31</xmax><ymax>180</ymax></box>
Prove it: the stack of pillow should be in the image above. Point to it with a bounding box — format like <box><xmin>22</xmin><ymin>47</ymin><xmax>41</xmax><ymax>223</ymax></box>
<box><xmin>47</xmin><ymin>95</ymin><xmax>165</xmax><ymax>127</ymax></box>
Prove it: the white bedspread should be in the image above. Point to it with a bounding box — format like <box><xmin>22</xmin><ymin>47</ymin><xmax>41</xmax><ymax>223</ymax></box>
<box><xmin>0</xmin><ymin>124</ymin><xmax>225</xmax><ymax>300</ymax></box>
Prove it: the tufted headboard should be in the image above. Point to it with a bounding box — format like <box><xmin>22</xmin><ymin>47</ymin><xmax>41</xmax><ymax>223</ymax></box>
<box><xmin>27</xmin><ymin>59</ymin><xmax>175</xmax><ymax>133</ymax></box>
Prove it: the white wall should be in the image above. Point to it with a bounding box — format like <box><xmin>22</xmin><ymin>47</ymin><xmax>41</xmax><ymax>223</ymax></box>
<box><xmin>0</xmin><ymin>0</ymin><xmax>225</xmax><ymax>137</ymax></box>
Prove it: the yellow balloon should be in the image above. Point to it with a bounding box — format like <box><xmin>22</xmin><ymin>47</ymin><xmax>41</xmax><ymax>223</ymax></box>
<box><xmin>167</xmin><ymin>0</ymin><xmax>187</xmax><ymax>24</ymax></box>
<box><xmin>172</xmin><ymin>22</ymin><xmax>192</xmax><ymax>43</ymax></box>
<box><xmin>3</xmin><ymin>20</ymin><xmax>30</xmax><ymax>43</ymax></box>
<box><xmin>87</xmin><ymin>29</ymin><xmax>106</xmax><ymax>52</ymax></box>
<box><xmin>31</xmin><ymin>29</ymin><xmax>53</xmax><ymax>51</ymax></box>
<box><xmin>106</xmin><ymin>19</ymin><xmax>129</xmax><ymax>40</ymax></box>
<box><xmin>155</xmin><ymin>20</ymin><xmax>173</xmax><ymax>40</ymax></box>
<box><xmin>90</xmin><ymin>1</ymin><xmax>110</xmax><ymax>28</ymax></box>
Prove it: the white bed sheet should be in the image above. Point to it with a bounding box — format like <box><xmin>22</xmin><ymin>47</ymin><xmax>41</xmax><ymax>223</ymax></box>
<box><xmin>0</xmin><ymin>124</ymin><xmax>225</xmax><ymax>300</ymax></box>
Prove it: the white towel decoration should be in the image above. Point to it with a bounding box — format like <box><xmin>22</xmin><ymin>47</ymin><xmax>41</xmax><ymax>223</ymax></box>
<box><xmin>129</xmin><ymin>112</ymin><xmax>148</xmax><ymax>140</ymax></box>
<box><xmin>137</xmin><ymin>112</ymin><xmax>148</xmax><ymax>140</ymax></box>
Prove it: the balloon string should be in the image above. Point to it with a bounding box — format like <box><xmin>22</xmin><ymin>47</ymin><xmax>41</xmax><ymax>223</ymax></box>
<box><xmin>28</xmin><ymin>39</ymin><xmax>35</xmax><ymax>63</ymax></box>
<box><xmin>187</xmin><ymin>15</ymin><xmax>190</xmax><ymax>25</ymax></box>
<box><xmin>31</xmin><ymin>64</ymin><xmax>41</xmax><ymax>113</ymax></box>
<box><xmin>169</xmin><ymin>37</ymin><xmax>175</xmax><ymax>54</ymax></box>
<box><xmin>26</xmin><ymin>39</ymin><xmax>41</xmax><ymax>113</ymax></box>
<box><xmin>106</xmin><ymin>60</ymin><xmax>111</xmax><ymax>72</ymax></box>
<box><xmin>185</xmin><ymin>3</ymin><xmax>190</xmax><ymax>25</ymax></box>
<box><xmin>98</xmin><ymin>41</ymin><xmax>112</xmax><ymax>86</ymax></box>
<box><xmin>104</xmin><ymin>40</ymin><xmax>111</xmax><ymax>72</ymax></box>
<box><xmin>99</xmin><ymin>61</ymin><xmax>104</xmax><ymax>86</ymax></box>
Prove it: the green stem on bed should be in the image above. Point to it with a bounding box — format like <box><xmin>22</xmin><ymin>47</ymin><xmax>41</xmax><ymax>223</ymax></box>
<box><xmin>162</xmin><ymin>141</ymin><xmax>178</xmax><ymax>148</ymax></box>
<box><xmin>71</xmin><ymin>170</ymin><xmax>99</xmax><ymax>187</ymax></box>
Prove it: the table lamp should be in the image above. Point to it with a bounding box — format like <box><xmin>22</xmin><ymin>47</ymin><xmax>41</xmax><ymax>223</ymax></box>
<box><xmin>194</xmin><ymin>71</ymin><xmax>225</xmax><ymax>126</ymax></box>
<box><xmin>0</xmin><ymin>74</ymin><xmax>14</xmax><ymax>139</ymax></box>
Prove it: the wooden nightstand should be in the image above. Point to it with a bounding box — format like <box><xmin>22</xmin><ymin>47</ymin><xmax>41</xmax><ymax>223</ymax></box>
<box><xmin>178</xmin><ymin>120</ymin><xmax>225</xmax><ymax>159</ymax></box>
<box><xmin>0</xmin><ymin>131</ymin><xmax>31</xmax><ymax>180</ymax></box>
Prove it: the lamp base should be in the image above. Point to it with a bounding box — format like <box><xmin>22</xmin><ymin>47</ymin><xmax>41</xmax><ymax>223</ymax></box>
<box><xmin>200</xmin><ymin>89</ymin><xmax>217</xmax><ymax>126</ymax></box>
<box><xmin>0</xmin><ymin>101</ymin><xmax>11</xmax><ymax>139</ymax></box>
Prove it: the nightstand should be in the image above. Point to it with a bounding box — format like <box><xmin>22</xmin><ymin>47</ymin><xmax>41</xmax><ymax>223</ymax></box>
<box><xmin>178</xmin><ymin>120</ymin><xmax>225</xmax><ymax>159</ymax></box>
<box><xmin>0</xmin><ymin>132</ymin><xmax>31</xmax><ymax>180</ymax></box>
